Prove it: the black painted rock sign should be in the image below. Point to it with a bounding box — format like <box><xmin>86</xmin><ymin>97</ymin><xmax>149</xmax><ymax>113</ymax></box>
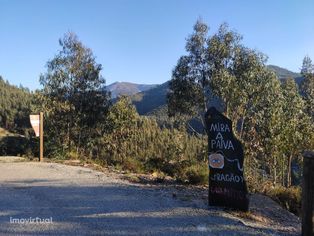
<box><xmin>205</xmin><ymin>107</ymin><xmax>249</xmax><ymax>211</ymax></box>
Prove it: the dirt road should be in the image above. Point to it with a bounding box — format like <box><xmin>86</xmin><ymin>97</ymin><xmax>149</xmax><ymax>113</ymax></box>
<box><xmin>0</xmin><ymin>160</ymin><xmax>300</xmax><ymax>235</ymax></box>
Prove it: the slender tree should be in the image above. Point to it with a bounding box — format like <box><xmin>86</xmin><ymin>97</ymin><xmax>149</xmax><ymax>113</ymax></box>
<box><xmin>281</xmin><ymin>78</ymin><xmax>305</xmax><ymax>186</ymax></box>
<box><xmin>300</xmin><ymin>56</ymin><xmax>314</xmax><ymax>120</ymax></box>
<box><xmin>39</xmin><ymin>32</ymin><xmax>110</xmax><ymax>155</ymax></box>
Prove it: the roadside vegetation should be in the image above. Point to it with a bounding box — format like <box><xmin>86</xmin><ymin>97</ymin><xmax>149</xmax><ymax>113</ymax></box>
<box><xmin>0</xmin><ymin>20</ymin><xmax>313</xmax><ymax>215</ymax></box>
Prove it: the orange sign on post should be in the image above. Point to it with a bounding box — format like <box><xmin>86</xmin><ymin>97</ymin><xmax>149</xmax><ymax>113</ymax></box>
<box><xmin>30</xmin><ymin>113</ymin><xmax>44</xmax><ymax>161</ymax></box>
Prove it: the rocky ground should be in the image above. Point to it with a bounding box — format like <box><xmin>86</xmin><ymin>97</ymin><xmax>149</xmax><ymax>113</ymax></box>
<box><xmin>0</xmin><ymin>156</ymin><xmax>301</xmax><ymax>235</ymax></box>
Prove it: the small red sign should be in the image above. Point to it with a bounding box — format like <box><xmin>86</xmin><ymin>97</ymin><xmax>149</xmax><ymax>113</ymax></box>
<box><xmin>30</xmin><ymin>115</ymin><xmax>40</xmax><ymax>137</ymax></box>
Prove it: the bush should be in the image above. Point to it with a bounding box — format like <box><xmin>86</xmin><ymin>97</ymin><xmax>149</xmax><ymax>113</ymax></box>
<box><xmin>160</xmin><ymin>160</ymin><xmax>190</xmax><ymax>178</ymax></box>
<box><xmin>145</xmin><ymin>156</ymin><xmax>165</xmax><ymax>172</ymax></box>
<box><xmin>65</xmin><ymin>150</ymin><xmax>77</xmax><ymax>160</ymax></box>
<box><xmin>121</xmin><ymin>157</ymin><xmax>144</xmax><ymax>173</ymax></box>
<box><xmin>0</xmin><ymin>136</ymin><xmax>32</xmax><ymax>156</ymax></box>
<box><xmin>179</xmin><ymin>164</ymin><xmax>208</xmax><ymax>185</ymax></box>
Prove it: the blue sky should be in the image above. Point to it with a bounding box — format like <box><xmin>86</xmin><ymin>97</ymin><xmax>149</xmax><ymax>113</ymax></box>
<box><xmin>1</xmin><ymin>0</ymin><xmax>313</xmax><ymax>90</ymax></box>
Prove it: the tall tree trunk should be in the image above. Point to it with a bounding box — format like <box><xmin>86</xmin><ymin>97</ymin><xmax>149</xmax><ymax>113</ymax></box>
<box><xmin>282</xmin><ymin>157</ymin><xmax>285</xmax><ymax>186</ymax></box>
<box><xmin>76</xmin><ymin>129</ymin><xmax>81</xmax><ymax>154</ymax></box>
<box><xmin>68</xmin><ymin>105</ymin><xmax>73</xmax><ymax>151</ymax></box>
<box><xmin>287</xmin><ymin>154</ymin><xmax>292</xmax><ymax>187</ymax></box>
<box><xmin>67</xmin><ymin>121</ymin><xmax>71</xmax><ymax>151</ymax></box>
<box><xmin>273</xmin><ymin>156</ymin><xmax>277</xmax><ymax>185</ymax></box>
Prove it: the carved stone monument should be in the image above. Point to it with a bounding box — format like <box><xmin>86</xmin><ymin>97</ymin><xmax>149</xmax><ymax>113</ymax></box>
<box><xmin>205</xmin><ymin>107</ymin><xmax>249</xmax><ymax>211</ymax></box>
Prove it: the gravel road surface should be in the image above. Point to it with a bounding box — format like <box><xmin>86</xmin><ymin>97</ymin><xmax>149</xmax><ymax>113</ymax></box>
<box><xmin>0</xmin><ymin>160</ymin><xmax>299</xmax><ymax>236</ymax></box>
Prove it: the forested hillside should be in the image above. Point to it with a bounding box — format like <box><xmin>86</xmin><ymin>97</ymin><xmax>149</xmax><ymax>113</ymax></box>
<box><xmin>131</xmin><ymin>81</ymin><xmax>169</xmax><ymax>115</ymax></box>
<box><xmin>0</xmin><ymin>77</ymin><xmax>34</xmax><ymax>156</ymax></box>
<box><xmin>128</xmin><ymin>65</ymin><xmax>303</xmax><ymax>116</ymax></box>
<box><xmin>106</xmin><ymin>82</ymin><xmax>157</xmax><ymax>98</ymax></box>
<box><xmin>0</xmin><ymin>77</ymin><xmax>32</xmax><ymax>133</ymax></box>
<box><xmin>267</xmin><ymin>65</ymin><xmax>301</xmax><ymax>80</ymax></box>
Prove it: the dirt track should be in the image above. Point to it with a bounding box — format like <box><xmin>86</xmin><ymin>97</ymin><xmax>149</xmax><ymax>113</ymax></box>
<box><xmin>0</xmin><ymin>159</ymin><xmax>300</xmax><ymax>235</ymax></box>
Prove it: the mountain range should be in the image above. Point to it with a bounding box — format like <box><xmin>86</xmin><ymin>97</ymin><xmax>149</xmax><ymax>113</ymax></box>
<box><xmin>107</xmin><ymin>65</ymin><xmax>303</xmax><ymax>116</ymax></box>
<box><xmin>106</xmin><ymin>82</ymin><xmax>157</xmax><ymax>98</ymax></box>
<box><xmin>267</xmin><ymin>65</ymin><xmax>301</xmax><ymax>80</ymax></box>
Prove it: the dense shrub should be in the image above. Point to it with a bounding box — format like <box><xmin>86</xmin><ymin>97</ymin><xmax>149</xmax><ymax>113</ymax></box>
<box><xmin>183</xmin><ymin>164</ymin><xmax>208</xmax><ymax>185</ymax></box>
<box><xmin>92</xmin><ymin>97</ymin><xmax>208</xmax><ymax>182</ymax></box>
<box><xmin>0</xmin><ymin>136</ymin><xmax>37</xmax><ymax>157</ymax></box>
<box><xmin>120</xmin><ymin>157</ymin><xmax>145</xmax><ymax>173</ymax></box>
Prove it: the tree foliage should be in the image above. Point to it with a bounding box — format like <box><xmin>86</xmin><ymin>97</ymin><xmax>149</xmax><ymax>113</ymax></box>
<box><xmin>38</xmin><ymin>32</ymin><xmax>110</xmax><ymax>155</ymax></box>
<box><xmin>300</xmin><ymin>56</ymin><xmax>314</xmax><ymax>119</ymax></box>
<box><xmin>280</xmin><ymin>78</ymin><xmax>307</xmax><ymax>186</ymax></box>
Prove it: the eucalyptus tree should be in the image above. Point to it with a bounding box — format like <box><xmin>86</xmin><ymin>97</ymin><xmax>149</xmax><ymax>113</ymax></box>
<box><xmin>168</xmin><ymin>20</ymin><xmax>277</xmax><ymax>139</ymax></box>
<box><xmin>167</xmin><ymin>20</ymin><xmax>290</xmax><ymax>186</ymax></box>
<box><xmin>244</xmin><ymin>70</ymin><xmax>285</xmax><ymax>184</ymax></box>
<box><xmin>168</xmin><ymin>21</ymin><xmax>243</xmax><ymax>131</ymax></box>
<box><xmin>280</xmin><ymin>78</ymin><xmax>305</xmax><ymax>186</ymax></box>
<box><xmin>167</xmin><ymin>20</ymin><xmax>210</xmax><ymax>129</ymax></box>
<box><xmin>300</xmin><ymin>56</ymin><xmax>314</xmax><ymax>120</ymax></box>
<box><xmin>39</xmin><ymin>32</ymin><xmax>110</xmax><ymax>155</ymax></box>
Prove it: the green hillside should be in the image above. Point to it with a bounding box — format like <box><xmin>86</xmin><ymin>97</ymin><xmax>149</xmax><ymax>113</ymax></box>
<box><xmin>0</xmin><ymin>78</ymin><xmax>35</xmax><ymax>156</ymax></box>
<box><xmin>0</xmin><ymin>76</ymin><xmax>33</xmax><ymax>132</ymax></box>
<box><xmin>131</xmin><ymin>81</ymin><xmax>169</xmax><ymax>115</ymax></box>
<box><xmin>267</xmin><ymin>65</ymin><xmax>301</xmax><ymax>79</ymax></box>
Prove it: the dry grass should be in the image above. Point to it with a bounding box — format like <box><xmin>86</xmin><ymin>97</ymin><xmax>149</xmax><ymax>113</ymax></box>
<box><xmin>231</xmin><ymin>210</ymin><xmax>271</xmax><ymax>224</ymax></box>
<box><xmin>0</xmin><ymin>127</ymin><xmax>11</xmax><ymax>137</ymax></box>
<box><xmin>265</xmin><ymin>185</ymin><xmax>301</xmax><ymax>216</ymax></box>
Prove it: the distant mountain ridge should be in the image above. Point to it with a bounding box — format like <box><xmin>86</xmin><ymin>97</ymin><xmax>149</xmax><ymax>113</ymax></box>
<box><xmin>131</xmin><ymin>81</ymin><xmax>169</xmax><ymax>115</ymax></box>
<box><xmin>106</xmin><ymin>82</ymin><xmax>157</xmax><ymax>98</ymax></box>
<box><xmin>110</xmin><ymin>65</ymin><xmax>302</xmax><ymax>116</ymax></box>
<box><xmin>267</xmin><ymin>65</ymin><xmax>301</xmax><ymax>80</ymax></box>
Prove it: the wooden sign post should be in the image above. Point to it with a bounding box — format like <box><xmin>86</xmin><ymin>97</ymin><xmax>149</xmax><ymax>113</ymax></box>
<box><xmin>205</xmin><ymin>107</ymin><xmax>249</xmax><ymax>211</ymax></box>
<box><xmin>30</xmin><ymin>112</ymin><xmax>44</xmax><ymax>162</ymax></box>
<box><xmin>39</xmin><ymin>112</ymin><xmax>43</xmax><ymax>162</ymax></box>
